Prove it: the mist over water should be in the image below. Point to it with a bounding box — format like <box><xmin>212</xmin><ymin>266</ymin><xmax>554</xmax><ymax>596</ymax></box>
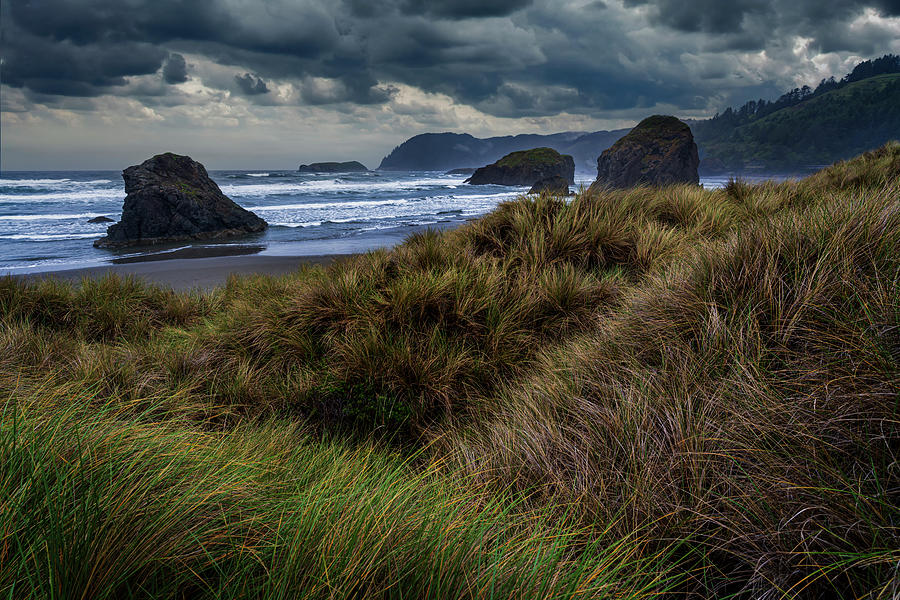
<box><xmin>0</xmin><ymin>169</ymin><xmax>786</xmax><ymax>273</ymax></box>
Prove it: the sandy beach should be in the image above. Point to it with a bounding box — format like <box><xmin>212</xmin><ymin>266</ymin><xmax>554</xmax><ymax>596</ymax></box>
<box><xmin>17</xmin><ymin>252</ymin><xmax>351</xmax><ymax>291</ymax></box>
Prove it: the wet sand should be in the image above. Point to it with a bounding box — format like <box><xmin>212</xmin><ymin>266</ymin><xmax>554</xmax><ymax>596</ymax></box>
<box><xmin>17</xmin><ymin>253</ymin><xmax>352</xmax><ymax>291</ymax></box>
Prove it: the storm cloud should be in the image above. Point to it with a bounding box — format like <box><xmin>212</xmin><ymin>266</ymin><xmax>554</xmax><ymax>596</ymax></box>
<box><xmin>163</xmin><ymin>53</ymin><xmax>189</xmax><ymax>84</ymax></box>
<box><xmin>234</xmin><ymin>73</ymin><xmax>269</xmax><ymax>95</ymax></box>
<box><xmin>3</xmin><ymin>0</ymin><xmax>897</xmax><ymax>108</ymax></box>
<box><xmin>1</xmin><ymin>0</ymin><xmax>898</xmax><ymax>168</ymax></box>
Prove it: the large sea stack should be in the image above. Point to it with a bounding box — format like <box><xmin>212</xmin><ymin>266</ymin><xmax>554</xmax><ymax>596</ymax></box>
<box><xmin>94</xmin><ymin>153</ymin><xmax>267</xmax><ymax>248</ymax></box>
<box><xmin>590</xmin><ymin>116</ymin><xmax>699</xmax><ymax>190</ymax></box>
<box><xmin>466</xmin><ymin>148</ymin><xmax>575</xmax><ymax>186</ymax></box>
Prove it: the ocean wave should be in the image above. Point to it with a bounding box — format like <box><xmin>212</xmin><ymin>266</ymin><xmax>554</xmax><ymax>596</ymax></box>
<box><xmin>0</xmin><ymin>233</ymin><xmax>100</xmax><ymax>241</ymax></box>
<box><xmin>0</xmin><ymin>178</ymin><xmax>112</xmax><ymax>188</ymax></box>
<box><xmin>356</xmin><ymin>223</ymin><xmax>410</xmax><ymax>233</ymax></box>
<box><xmin>222</xmin><ymin>177</ymin><xmax>456</xmax><ymax>197</ymax></box>
<box><xmin>248</xmin><ymin>199</ymin><xmax>410</xmax><ymax>211</ymax></box>
<box><xmin>328</xmin><ymin>217</ymin><xmax>368</xmax><ymax>223</ymax></box>
<box><xmin>0</xmin><ymin>212</ymin><xmax>113</xmax><ymax>221</ymax></box>
<box><xmin>245</xmin><ymin>173</ymin><xmax>270</xmax><ymax>177</ymax></box>
<box><xmin>271</xmin><ymin>221</ymin><xmax>322</xmax><ymax>228</ymax></box>
<box><xmin>0</xmin><ymin>190</ymin><xmax>123</xmax><ymax>203</ymax></box>
<box><xmin>455</xmin><ymin>192</ymin><xmax>525</xmax><ymax>200</ymax></box>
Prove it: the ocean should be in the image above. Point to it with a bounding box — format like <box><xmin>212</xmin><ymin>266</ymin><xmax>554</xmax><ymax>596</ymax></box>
<box><xmin>0</xmin><ymin>169</ymin><xmax>766</xmax><ymax>274</ymax></box>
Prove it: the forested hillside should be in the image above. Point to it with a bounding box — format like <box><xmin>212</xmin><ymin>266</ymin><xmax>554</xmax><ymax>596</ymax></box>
<box><xmin>694</xmin><ymin>55</ymin><xmax>900</xmax><ymax>170</ymax></box>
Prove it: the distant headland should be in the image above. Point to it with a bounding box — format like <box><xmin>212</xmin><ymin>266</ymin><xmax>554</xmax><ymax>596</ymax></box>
<box><xmin>378</xmin><ymin>54</ymin><xmax>900</xmax><ymax>175</ymax></box>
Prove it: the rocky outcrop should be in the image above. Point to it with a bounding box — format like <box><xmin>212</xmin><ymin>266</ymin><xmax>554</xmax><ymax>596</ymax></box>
<box><xmin>590</xmin><ymin>116</ymin><xmax>699</xmax><ymax>190</ymax></box>
<box><xmin>528</xmin><ymin>176</ymin><xmax>571</xmax><ymax>195</ymax></box>
<box><xmin>298</xmin><ymin>161</ymin><xmax>368</xmax><ymax>173</ymax></box>
<box><xmin>94</xmin><ymin>153</ymin><xmax>267</xmax><ymax>248</ymax></box>
<box><xmin>446</xmin><ymin>167</ymin><xmax>476</xmax><ymax>175</ymax></box>
<box><xmin>465</xmin><ymin>148</ymin><xmax>575</xmax><ymax>186</ymax></box>
<box><xmin>87</xmin><ymin>216</ymin><xmax>114</xmax><ymax>223</ymax></box>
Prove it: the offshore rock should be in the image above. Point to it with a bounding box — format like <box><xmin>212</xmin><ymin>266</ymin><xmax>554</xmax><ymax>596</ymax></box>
<box><xmin>466</xmin><ymin>147</ymin><xmax>575</xmax><ymax>186</ymax></box>
<box><xmin>94</xmin><ymin>153</ymin><xmax>267</xmax><ymax>248</ymax></box>
<box><xmin>529</xmin><ymin>175</ymin><xmax>571</xmax><ymax>195</ymax></box>
<box><xmin>590</xmin><ymin>116</ymin><xmax>699</xmax><ymax>190</ymax></box>
<box><xmin>298</xmin><ymin>161</ymin><xmax>368</xmax><ymax>173</ymax></box>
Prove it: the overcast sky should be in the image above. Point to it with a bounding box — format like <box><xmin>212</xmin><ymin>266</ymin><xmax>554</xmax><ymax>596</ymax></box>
<box><xmin>2</xmin><ymin>0</ymin><xmax>899</xmax><ymax>170</ymax></box>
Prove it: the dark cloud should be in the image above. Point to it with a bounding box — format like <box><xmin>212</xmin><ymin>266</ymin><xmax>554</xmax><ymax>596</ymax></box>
<box><xmin>399</xmin><ymin>0</ymin><xmax>533</xmax><ymax>19</ymax></box>
<box><xmin>234</xmin><ymin>73</ymin><xmax>269</xmax><ymax>95</ymax></box>
<box><xmin>872</xmin><ymin>0</ymin><xmax>900</xmax><ymax>14</ymax></box>
<box><xmin>3</xmin><ymin>0</ymin><xmax>338</xmax><ymax>82</ymax></box>
<box><xmin>626</xmin><ymin>0</ymin><xmax>897</xmax><ymax>36</ymax></box>
<box><xmin>162</xmin><ymin>53</ymin><xmax>188</xmax><ymax>84</ymax></box>
<box><xmin>1</xmin><ymin>0</ymin><xmax>897</xmax><ymax>122</ymax></box>
<box><xmin>1</xmin><ymin>24</ymin><xmax>167</xmax><ymax>97</ymax></box>
<box><xmin>639</xmin><ymin>0</ymin><xmax>771</xmax><ymax>33</ymax></box>
<box><xmin>342</xmin><ymin>0</ymin><xmax>532</xmax><ymax>19</ymax></box>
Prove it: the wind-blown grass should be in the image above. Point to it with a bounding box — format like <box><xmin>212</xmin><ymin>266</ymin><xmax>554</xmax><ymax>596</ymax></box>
<box><xmin>1</xmin><ymin>393</ymin><xmax>676</xmax><ymax>599</ymax></box>
<box><xmin>1</xmin><ymin>143</ymin><xmax>898</xmax><ymax>598</ymax></box>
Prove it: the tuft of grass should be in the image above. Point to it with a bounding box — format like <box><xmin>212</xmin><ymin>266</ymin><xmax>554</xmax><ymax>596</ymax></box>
<box><xmin>0</xmin><ymin>274</ymin><xmax>214</xmax><ymax>342</ymax></box>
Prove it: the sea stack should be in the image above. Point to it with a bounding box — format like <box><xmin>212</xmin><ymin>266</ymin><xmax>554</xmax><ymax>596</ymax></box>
<box><xmin>466</xmin><ymin>148</ymin><xmax>575</xmax><ymax>187</ymax></box>
<box><xmin>94</xmin><ymin>153</ymin><xmax>267</xmax><ymax>248</ymax></box>
<box><xmin>529</xmin><ymin>176</ymin><xmax>571</xmax><ymax>195</ymax></box>
<box><xmin>589</xmin><ymin>116</ymin><xmax>699</xmax><ymax>190</ymax></box>
<box><xmin>298</xmin><ymin>161</ymin><xmax>368</xmax><ymax>173</ymax></box>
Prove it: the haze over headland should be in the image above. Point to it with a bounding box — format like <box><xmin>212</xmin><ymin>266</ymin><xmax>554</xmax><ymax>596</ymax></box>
<box><xmin>2</xmin><ymin>0</ymin><xmax>899</xmax><ymax>170</ymax></box>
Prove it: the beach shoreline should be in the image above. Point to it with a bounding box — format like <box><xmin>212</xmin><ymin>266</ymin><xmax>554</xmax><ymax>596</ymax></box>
<box><xmin>14</xmin><ymin>252</ymin><xmax>352</xmax><ymax>291</ymax></box>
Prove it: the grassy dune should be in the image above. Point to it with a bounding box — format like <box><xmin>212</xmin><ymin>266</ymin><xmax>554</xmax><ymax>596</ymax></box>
<box><xmin>2</xmin><ymin>144</ymin><xmax>898</xmax><ymax>598</ymax></box>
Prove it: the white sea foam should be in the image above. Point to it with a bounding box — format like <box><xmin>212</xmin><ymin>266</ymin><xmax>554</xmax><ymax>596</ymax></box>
<box><xmin>0</xmin><ymin>190</ymin><xmax>122</xmax><ymax>203</ymax></box>
<box><xmin>222</xmin><ymin>177</ymin><xmax>455</xmax><ymax>197</ymax></box>
<box><xmin>271</xmin><ymin>221</ymin><xmax>322</xmax><ymax>228</ymax></box>
<box><xmin>246</xmin><ymin>173</ymin><xmax>270</xmax><ymax>177</ymax></box>
<box><xmin>0</xmin><ymin>178</ymin><xmax>69</xmax><ymax>186</ymax></box>
<box><xmin>0</xmin><ymin>178</ymin><xmax>112</xmax><ymax>187</ymax></box>
<box><xmin>0</xmin><ymin>213</ymin><xmax>112</xmax><ymax>221</ymax></box>
<box><xmin>0</xmin><ymin>233</ymin><xmax>100</xmax><ymax>241</ymax></box>
<box><xmin>248</xmin><ymin>199</ymin><xmax>410</xmax><ymax>211</ymax></box>
<box><xmin>455</xmin><ymin>192</ymin><xmax>524</xmax><ymax>200</ymax></box>
<box><xmin>358</xmin><ymin>224</ymin><xmax>398</xmax><ymax>232</ymax></box>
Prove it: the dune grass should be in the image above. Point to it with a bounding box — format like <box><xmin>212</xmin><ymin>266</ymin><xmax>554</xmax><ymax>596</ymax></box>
<box><xmin>1</xmin><ymin>392</ymin><xmax>678</xmax><ymax>599</ymax></box>
<box><xmin>1</xmin><ymin>143</ymin><xmax>898</xmax><ymax>598</ymax></box>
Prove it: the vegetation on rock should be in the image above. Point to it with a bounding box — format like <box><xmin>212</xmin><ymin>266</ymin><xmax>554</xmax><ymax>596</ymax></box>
<box><xmin>466</xmin><ymin>147</ymin><xmax>575</xmax><ymax>186</ymax></box>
